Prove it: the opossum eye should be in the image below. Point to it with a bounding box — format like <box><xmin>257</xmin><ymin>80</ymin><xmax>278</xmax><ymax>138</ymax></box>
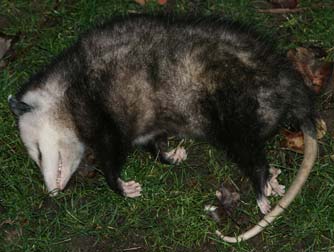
<box><xmin>8</xmin><ymin>95</ymin><xmax>33</xmax><ymax>117</ymax></box>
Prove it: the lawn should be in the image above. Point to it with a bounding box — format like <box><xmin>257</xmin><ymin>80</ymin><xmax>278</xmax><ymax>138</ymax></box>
<box><xmin>1</xmin><ymin>0</ymin><xmax>334</xmax><ymax>251</ymax></box>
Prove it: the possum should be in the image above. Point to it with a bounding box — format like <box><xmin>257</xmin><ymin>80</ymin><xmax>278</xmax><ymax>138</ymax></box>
<box><xmin>8</xmin><ymin>15</ymin><xmax>318</xmax><ymax>242</ymax></box>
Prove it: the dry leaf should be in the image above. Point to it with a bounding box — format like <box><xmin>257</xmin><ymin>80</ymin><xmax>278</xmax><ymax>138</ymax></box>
<box><xmin>158</xmin><ymin>0</ymin><xmax>167</xmax><ymax>5</ymax></box>
<box><xmin>281</xmin><ymin>129</ymin><xmax>304</xmax><ymax>153</ymax></box>
<box><xmin>287</xmin><ymin>47</ymin><xmax>334</xmax><ymax>94</ymax></box>
<box><xmin>269</xmin><ymin>0</ymin><xmax>299</xmax><ymax>9</ymax></box>
<box><xmin>0</xmin><ymin>219</ymin><xmax>14</xmax><ymax>227</ymax></box>
<box><xmin>281</xmin><ymin>118</ymin><xmax>326</xmax><ymax>153</ymax></box>
<box><xmin>134</xmin><ymin>0</ymin><xmax>146</xmax><ymax>5</ymax></box>
<box><xmin>134</xmin><ymin>0</ymin><xmax>167</xmax><ymax>5</ymax></box>
<box><xmin>316</xmin><ymin>118</ymin><xmax>327</xmax><ymax>139</ymax></box>
<box><xmin>4</xmin><ymin>228</ymin><xmax>22</xmax><ymax>242</ymax></box>
<box><xmin>0</xmin><ymin>37</ymin><xmax>12</xmax><ymax>67</ymax></box>
<box><xmin>0</xmin><ymin>37</ymin><xmax>11</xmax><ymax>59</ymax></box>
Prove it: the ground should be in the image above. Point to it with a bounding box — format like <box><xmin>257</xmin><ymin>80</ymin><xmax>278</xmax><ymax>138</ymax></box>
<box><xmin>0</xmin><ymin>1</ymin><xmax>334</xmax><ymax>251</ymax></box>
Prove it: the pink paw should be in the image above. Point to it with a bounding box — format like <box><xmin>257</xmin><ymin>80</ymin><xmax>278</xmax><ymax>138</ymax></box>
<box><xmin>257</xmin><ymin>196</ymin><xmax>271</xmax><ymax>214</ymax></box>
<box><xmin>164</xmin><ymin>146</ymin><xmax>187</xmax><ymax>164</ymax></box>
<box><xmin>117</xmin><ymin>179</ymin><xmax>142</xmax><ymax>198</ymax></box>
<box><xmin>268</xmin><ymin>167</ymin><xmax>285</xmax><ymax>197</ymax></box>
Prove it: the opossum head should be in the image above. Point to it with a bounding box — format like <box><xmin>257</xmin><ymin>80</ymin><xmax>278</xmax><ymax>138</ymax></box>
<box><xmin>9</xmin><ymin>90</ymin><xmax>84</xmax><ymax>195</ymax></box>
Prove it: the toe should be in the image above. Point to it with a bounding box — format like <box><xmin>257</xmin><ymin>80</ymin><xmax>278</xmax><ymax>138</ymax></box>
<box><xmin>257</xmin><ymin>197</ymin><xmax>271</xmax><ymax>214</ymax></box>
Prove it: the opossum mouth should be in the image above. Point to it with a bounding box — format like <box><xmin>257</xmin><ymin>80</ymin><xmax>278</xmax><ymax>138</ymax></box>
<box><xmin>56</xmin><ymin>152</ymin><xmax>62</xmax><ymax>189</ymax></box>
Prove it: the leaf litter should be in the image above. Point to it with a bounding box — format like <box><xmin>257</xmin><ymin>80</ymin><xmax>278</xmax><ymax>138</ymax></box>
<box><xmin>0</xmin><ymin>36</ymin><xmax>12</xmax><ymax>67</ymax></box>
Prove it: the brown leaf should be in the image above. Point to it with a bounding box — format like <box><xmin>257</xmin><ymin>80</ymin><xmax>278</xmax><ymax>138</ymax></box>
<box><xmin>157</xmin><ymin>0</ymin><xmax>167</xmax><ymax>5</ymax></box>
<box><xmin>134</xmin><ymin>0</ymin><xmax>167</xmax><ymax>6</ymax></box>
<box><xmin>257</xmin><ymin>8</ymin><xmax>305</xmax><ymax>13</ymax></box>
<box><xmin>281</xmin><ymin>129</ymin><xmax>304</xmax><ymax>153</ymax></box>
<box><xmin>133</xmin><ymin>0</ymin><xmax>146</xmax><ymax>5</ymax></box>
<box><xmin>4</xmin><ymin>228</ymin><xmax>22</xmax><ymax>242</ymax></box>
<box><xmin>0</xmin><ymin>219</ymin><xmax>14</xmax><ymax>227</ymax></box>
<box><xmin>281</xmin><ymin>118</ymin><xmax>327</xmax><ymax>153</ymax></box>
<box><xmin>287</xmin><ymin>47</ymin><xmax>334</xmax><ymax>94</ymax></box>
<box><xmin>269</xmin><ymin>0</ymin><xmax>299</xmax><ymax>9</ymax></box>
<box><xmin>316</xmin><ymin>118</ymin><xmax>327</xmax><ymax>139</ymax></box>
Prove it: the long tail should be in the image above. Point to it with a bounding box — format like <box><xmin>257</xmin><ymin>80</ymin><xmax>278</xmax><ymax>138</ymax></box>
<box><xmin>216</xmin><ymin>124</ymin><xmax>318</xmax><ymax>243</ymax></box>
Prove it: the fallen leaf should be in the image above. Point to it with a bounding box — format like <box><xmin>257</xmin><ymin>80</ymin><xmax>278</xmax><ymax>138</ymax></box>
<box><xmin>316</xmin><ymin>118</ymin><xmax>327</xmax><ymax>139</ymax></box>
<box><xmin>157</xmin><ymin>0</ymin><xmax>167</xmax><ymax>5</ymax></box>
<box><xmin>133</xmin><ymin>0</ymin><xmax>146</xmax><ymax>5</ymax></box>
<box><xmin>257</xmin><ymin>8</ymin><xmax>305</xmax><ymax>13</ymax></box>
<box><xmin>281</xmin><ymin>118</ymin><xmax>327</xmax><ymax>153</ymax></box>
<box><xmin>287</xmin><ymin>47</ymin><xmax>334</xmax><ymax>94</ymax></box>
<box><xmin>4</xmin><ymin>228</ymin><xmax>22</xmax><ymax>242</ymax></box>
<box><xmin>319</xmin><ymin>110</ymin><xmax>334</xmax><ymax>136</ymax></box>
<box><xmin>0</xmin><ymin>219</ymin><xmax>14</xmax><ymax>227</ymax></box>
<box><xmin>134</xmin><ymin>0</ymin><xmax>167</xmax><ymax>5</ymax></box>
<box><xmin>269</xmin><ymin>0</ymin><xmax>299</xmax><ymax>9</ymax></box>
<box><xmin>281</xmin><ymin>129</ymin><xmax>304</xmax><ymax>153</ymax></box>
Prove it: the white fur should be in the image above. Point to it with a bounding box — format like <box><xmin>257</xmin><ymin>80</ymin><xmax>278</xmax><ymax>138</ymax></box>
<box><xmin>132</xmin><ymin>132</ymin><xmax>157</xmax><ymax>145</ymax></box>
<box><xmin>18</xmin><ymin>79</ymin><xmax>84</xmax><ymax>194</ymax></box>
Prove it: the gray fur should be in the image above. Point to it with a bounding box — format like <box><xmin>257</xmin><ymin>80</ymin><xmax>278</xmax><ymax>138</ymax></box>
<box><xmin>9</xmin><ymin>15</ymin><xmax>317</xmax><ymax>241</ymax></box>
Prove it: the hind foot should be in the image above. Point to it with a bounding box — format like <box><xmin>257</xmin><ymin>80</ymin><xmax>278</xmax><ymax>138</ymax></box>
<box><xmin>257</xmin><ymin>196</ymin><xmax>271</xmax><ymax>214</ymax></box>
<box><xmin>265</xmin><ymin>167</ymin><xmax>285</xmax><ymax>197</ymax></box>
<box><xmin>117</xmin><ymin>179</ymin><xmax>142</xmax><ymax>198</ymax></box>
<box><xmin>164</xmin><ymin>146</ymin><xmax>187</xmax><ymax>165</ymax></box>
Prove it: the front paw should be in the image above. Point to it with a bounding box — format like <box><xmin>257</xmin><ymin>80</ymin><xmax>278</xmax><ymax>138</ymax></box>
<box><xmin>117</xmin><ymin>178</ymin><xmax>142</xmax><ymax>198</ymax></box>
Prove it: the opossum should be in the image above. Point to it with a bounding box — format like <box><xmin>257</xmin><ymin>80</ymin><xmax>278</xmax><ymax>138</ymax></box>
<box><xmin>8</xmin><ymin>15</ymin><xmax>318</xmax><ymax>242</ymax></box>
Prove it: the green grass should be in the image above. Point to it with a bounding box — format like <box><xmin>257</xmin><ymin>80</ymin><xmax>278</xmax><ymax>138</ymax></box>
<box><xmin>1</xmin><ymin>1</ymin><xmax>334</xmax><ymax>251</ymax></box>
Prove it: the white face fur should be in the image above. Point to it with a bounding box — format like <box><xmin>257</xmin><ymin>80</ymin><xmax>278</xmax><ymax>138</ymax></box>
<box><xmin>16</xmin><ymin>88</ymin><xmax>85</xmax><ymax>195</ymax></box>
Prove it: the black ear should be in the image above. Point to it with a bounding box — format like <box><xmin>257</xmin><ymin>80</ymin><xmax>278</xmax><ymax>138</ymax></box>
<box><xmin>8</xmin><ymin>95</ymin><xmax>33</xmax><ymax>116</ymax></box>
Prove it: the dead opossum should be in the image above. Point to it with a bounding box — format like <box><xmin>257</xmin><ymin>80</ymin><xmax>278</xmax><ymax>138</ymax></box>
<box><xmin>8</xmin><ymin>15</ymin><xmax>317</xmax><ymax>242</ymax></box>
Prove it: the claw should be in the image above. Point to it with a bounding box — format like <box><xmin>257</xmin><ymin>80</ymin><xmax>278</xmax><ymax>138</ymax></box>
<box><xmin>268</xmin><ymin>168</ymin><xmax>285</xmax><ymax>197</ymax></box>
<box><xmin>117</xmin><ymin>179</ymin><xmax>142</xmax><ymax>198</ymax></box>
<box><xmin>257</xmin><ymin>196</ymin><xmax>271</xmax><ymax>214</ymax></box>
<box><xmin>164</xmin><ymin>146</ymin><xmax>187</xmax><ymax>164</ymax></box>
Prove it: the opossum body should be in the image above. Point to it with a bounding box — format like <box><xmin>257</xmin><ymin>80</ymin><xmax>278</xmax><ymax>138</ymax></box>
<box><xmin>9</xmin><ymin>15</ymin><xmax>317</xmax><ymax>242</ymax></box>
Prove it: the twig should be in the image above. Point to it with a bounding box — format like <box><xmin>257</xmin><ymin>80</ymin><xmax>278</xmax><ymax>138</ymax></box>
<box><xmin>257</xmin><ymin>8</ymin><xmax>307</xmax><ymax>14</ymax></box>
<box><xmin>123</xmin><ymin>247</ymin><xmax>142</xmax><ymax>251</ymax></box>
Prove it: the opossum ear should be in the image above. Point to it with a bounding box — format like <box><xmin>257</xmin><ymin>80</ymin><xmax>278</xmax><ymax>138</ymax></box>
<box><xmin>8</xmin><ymin>95</ymin><xmax>33</xmax><ymax>116</ymax></box>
